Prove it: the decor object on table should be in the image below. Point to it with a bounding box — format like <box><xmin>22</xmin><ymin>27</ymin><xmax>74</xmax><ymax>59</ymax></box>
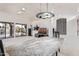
<box><xmin>34</xmin><ymin>25</ymin><xmax>39</xmax><ymax>30</ymax></box>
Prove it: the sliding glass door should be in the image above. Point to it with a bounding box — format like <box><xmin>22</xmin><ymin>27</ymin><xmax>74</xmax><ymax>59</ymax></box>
<box><xmin>0</xmin><ymin>22</ymin><xmax>6</xmax><ymax>39</ymax></box>
<box><xmin>15</xmin><ymin>24</ymin><xmax>22</xmax><ymax>36</ymax></box>
<box><xmin>21</xmin><ymin>24</ymin><xmax>27</xmax><ymax>36</ymax></box>
<box><xmin>6</xmin><ymin>23</ymin><xmax>14</xmax><ymax>38</ymax></box>
<box><xmin>0</xmin><ymin>21</ymin><xmax>27</xmax><ymax>39</ymax></box>
<box><xmin>0</xmin><ymin>22</ymin><xmax>14</xmax><ymax>39</ymax></box>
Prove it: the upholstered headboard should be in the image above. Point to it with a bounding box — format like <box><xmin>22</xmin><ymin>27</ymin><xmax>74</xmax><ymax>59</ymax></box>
<box><xmin>38</xmin><ymin>28</ymin><xmax>48</xmax><ymax>34</ymax></box>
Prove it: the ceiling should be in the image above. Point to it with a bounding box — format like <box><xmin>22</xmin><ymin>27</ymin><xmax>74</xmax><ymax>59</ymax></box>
<box><xmin>0</xmin><ymin>3</ymin><xmax>79</xmax><ymax>20</ymax></box>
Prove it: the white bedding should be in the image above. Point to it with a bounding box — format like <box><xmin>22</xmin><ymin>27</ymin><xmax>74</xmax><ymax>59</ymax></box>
<box><xmin>2</xmin><ymin>37</ymin><xmax>61</xmax><ymax>56</ymax></box>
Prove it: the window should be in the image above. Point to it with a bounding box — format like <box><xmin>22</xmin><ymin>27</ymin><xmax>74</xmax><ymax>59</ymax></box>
<box><xmin>15</xmin><ymin>24</ymin><xmax>27</xmax><ymax>37</ymax></box>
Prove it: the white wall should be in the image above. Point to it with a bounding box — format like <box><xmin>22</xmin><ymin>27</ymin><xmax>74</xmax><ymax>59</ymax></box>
<box><xmin>61</xmin><ymin>15</ymin><xmax>79</xmax><ymax>55</ymax></box>
<box><xmin>62</xmin><ymin>16</ymin><xmax>77</xmax><ymax>47</ymax></box>
<box><xmin>67</xmin><ymin>17</ymin><xmax>77</xmax><ymax>36</ymax></box>
<box><xmin>0</xmin><ymin>12</ymin><xmax>30</xmax><ymax>24</ymax></box>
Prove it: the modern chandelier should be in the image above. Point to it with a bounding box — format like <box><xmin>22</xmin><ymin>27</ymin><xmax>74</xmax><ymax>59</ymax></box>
<box><xmin>36</xmin><ymin>3</ymin><xmax>55</xmax><ymax>19</ymax></box>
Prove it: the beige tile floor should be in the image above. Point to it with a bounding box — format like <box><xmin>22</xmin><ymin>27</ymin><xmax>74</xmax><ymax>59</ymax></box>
<box><xmin>58</xmin><ymin>48</ymin><xmax>79</xmax><ymax>56</ymax></box>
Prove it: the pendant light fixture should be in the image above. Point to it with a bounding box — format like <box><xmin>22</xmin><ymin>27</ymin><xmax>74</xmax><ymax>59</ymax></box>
<box><xmin>36</xmin><ymin>3</ymin><xmax>55</xmax><ymax>19</ymax></box>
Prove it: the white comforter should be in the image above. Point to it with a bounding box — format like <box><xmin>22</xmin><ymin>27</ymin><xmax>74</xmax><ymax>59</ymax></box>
<box><xmin>2</xmin><ymin>37</ymin><xmax>61</xmax><ymax>56</ymax></box>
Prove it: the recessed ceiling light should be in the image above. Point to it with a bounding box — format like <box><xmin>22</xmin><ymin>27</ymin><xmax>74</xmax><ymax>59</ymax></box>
<box><xmin>17</xmin><ymin>8</ymin><xmax>26</xmax><ymax>14</ymax></box>
<box><xmin>17</xmin><ymin>11</ymin><xmax>22</xmax><ymax>14</ymax></box>
<box><xmin>22</xmin><ymin>8</ymin><xmax>26</xmax><ymax>11</ymax></box>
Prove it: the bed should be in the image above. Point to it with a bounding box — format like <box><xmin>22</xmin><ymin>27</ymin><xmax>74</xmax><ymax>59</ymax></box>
<box><xmin>2</xmin><ymin>37</ymin><xmax>62</xmax><ymax>56</ymax></box>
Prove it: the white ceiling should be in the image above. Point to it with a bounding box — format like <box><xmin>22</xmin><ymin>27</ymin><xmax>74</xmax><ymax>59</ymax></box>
<box><xmin>0</xmin><ymin>3</ymin><xmax>79</xmax><ymax>20</ymax></box>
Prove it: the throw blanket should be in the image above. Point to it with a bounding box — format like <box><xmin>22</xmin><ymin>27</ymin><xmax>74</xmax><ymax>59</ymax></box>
<box><xmin>2</xmin><ymin>37</ymin><xmax>61</xmax><ymax>56</ymax></box>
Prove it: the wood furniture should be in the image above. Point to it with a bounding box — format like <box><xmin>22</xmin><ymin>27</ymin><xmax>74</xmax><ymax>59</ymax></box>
<box><xmin>35</xmin><ymin>28</ymin><xmax>48</xmax><ymax>37</ymax></box>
